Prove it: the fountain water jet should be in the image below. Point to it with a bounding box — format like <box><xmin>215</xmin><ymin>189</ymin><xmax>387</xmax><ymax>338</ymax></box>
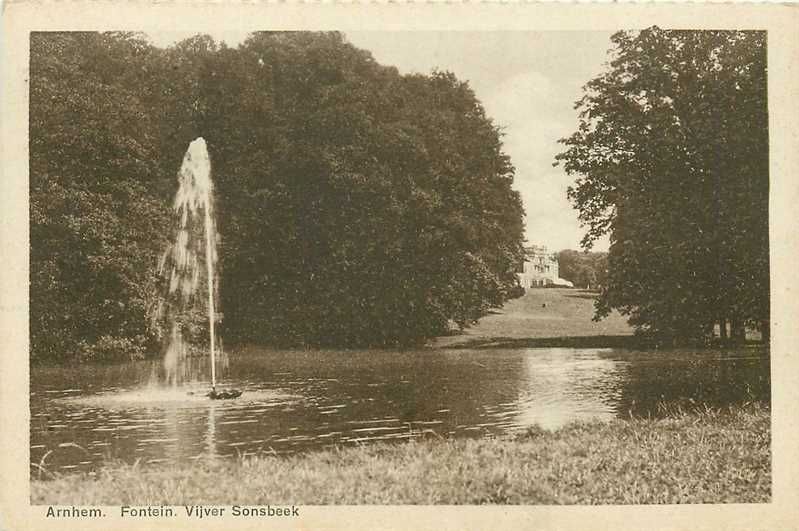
<box><xmin>154</xmin><ymin>137</ymin><xmax>240</xmax><ymax>399</ymax></box>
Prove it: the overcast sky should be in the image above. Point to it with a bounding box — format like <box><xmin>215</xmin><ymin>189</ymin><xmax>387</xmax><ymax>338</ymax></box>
<box><xmin>148</xmin><ymin>31</ymin><xmax>615</xmax><ymax>251</ymax></box>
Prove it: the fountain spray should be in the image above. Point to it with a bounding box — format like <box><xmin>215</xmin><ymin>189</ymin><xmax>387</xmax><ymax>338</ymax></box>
<box><xmin>203</xmin><ymin>172</ymin><xmax>216</xmax><ymax>393</ymax></box>
<box><xmin>156</xmin><ymin>138</ymin><xmax>240</xmax><ymax>399</ymax></box>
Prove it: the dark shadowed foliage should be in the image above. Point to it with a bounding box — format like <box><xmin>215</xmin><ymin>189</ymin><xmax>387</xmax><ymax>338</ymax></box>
<box><xmin>555</xmin><ymin>28</ymin><xmax>769</xmax><ymax>345</ymax></box>
<box><xmin>557</xmin><ymin>249</ymin><xmax>608</xmax><ymax>289</ymax></box>
<box><xmin>29</xmin><ymin>31</ymin><xmax>525</xmax><ymax>361</ymax></box>
<box><xmin>29</xmin><ymin>32</ymin><xmax>172</xmax><ymax>362</ymax></box>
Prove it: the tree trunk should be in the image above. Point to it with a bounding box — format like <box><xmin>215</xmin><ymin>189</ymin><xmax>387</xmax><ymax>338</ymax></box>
<box><xmin>719</xmin><ymin>318</ymin><xmax>728</xmax><ymax>340</ymax></box>
<box><xmin>731</xmin><ymin>318</ymin><xmax>746</xmax><ymax>343</ymax></box>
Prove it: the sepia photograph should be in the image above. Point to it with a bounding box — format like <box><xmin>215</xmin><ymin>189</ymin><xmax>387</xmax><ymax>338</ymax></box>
<box><xmin>2</xmin><ymin>3</ymin><xmax>799</xmax><ymax>530</ymax></box>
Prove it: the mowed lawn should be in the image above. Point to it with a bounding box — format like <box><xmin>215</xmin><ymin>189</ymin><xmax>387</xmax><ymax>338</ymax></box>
<box><xmin>432</xmin><ymin>289</ymin><xmax>634</xmax><ymax>349</ymax></box>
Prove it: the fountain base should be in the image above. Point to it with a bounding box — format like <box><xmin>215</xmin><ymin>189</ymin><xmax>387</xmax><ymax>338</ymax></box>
<box><xmin>206</xmin><ymin>389</ymin><xmax>243</xmax><ymax>400</ymax></box>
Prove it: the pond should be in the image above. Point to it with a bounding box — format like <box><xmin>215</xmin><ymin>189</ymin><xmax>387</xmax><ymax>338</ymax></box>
<box><xmin>30</xmin><ymin>345</ymin><xmax>769</xmax><ymax>474</ymax></box>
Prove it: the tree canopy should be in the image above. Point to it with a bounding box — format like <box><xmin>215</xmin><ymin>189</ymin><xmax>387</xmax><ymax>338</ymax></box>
<box><xmin>30</xmin><ymin>32</ymin><xmax>171</xmax><ymax>362</ymax></box>
<box><xmin>557</xmin><ymin>250</ymin><xmax>608</xmax><ymax>290</ymax></box>
<box><xmin>30</xmin><ymin>31</ymin><xmax>525</xmax><ymax>361</ymax></box>
<box><xmin>555</xmin><ymin>28</ymin><xmax>769</xmax><ymax>344</ymax></box>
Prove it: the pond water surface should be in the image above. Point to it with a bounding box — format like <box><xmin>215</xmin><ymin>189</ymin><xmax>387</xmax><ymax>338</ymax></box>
<box><xmin>30</xmin><ymin>346</ymin><xmax>769</xmax><ymax>474</ymax></box>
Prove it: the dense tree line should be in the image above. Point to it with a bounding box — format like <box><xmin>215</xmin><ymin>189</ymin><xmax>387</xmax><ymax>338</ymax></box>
<box><xmin>556</xmin><ymin>28</ymin><xmax>769</xmax><ymax>345</ymax></box>
<box><xmin>557</xmin><ymin>250</ymin><xmax>607</xmax><ymax>290</ymax></box>
<box><xmin>30</xmin><ymin>31</ymin><xmax>525</xmax><ymax>362</ymax></box>
<box><xmin>30</xmin><ymin>32</ymin><xmax>172</xmax><ymax>363</ymax></box>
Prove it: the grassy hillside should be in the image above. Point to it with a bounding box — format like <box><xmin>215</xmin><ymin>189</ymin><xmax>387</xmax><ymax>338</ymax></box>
<box><xmin>433</xmin><ymin>288</ymin><xmax>633</xmax><ymax>349</ymax></box>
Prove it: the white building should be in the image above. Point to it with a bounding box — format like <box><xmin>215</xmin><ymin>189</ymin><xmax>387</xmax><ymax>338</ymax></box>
<box><xmin>518</xmin><ymin>245</ymin><xmax>573</xmax><ymax>289</ymax></box>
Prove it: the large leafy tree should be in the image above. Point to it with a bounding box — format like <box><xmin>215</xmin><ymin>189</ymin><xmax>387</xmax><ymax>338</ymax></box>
<box><xmin>196</xmin><ymin>32</ymin><xmax>525</xmax><ymax>347</ymax></box>
<box><xmin>555</xmin><ymin>28</ymin><xmax>768</xmax><ymax>344</ymax></box>
<box><xmin>30</xmin><ymin>31</ymin><xmax>525</xmax><ymax>360</ymax></box>
<box><xmin>557</xmin><ymin>249</ymin><xmax>608</xmax><ymax>289</ymax></box>
<box><xmin>30</xmin><ymin>32</ymin><xmax>172</xmax><ymax>362</ymax></box>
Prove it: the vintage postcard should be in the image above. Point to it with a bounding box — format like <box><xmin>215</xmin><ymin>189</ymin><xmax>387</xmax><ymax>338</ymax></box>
<box><xmin>1</xmin><ymin>2</ymin><xmax>798</xmax><ymax>530</ymax></box>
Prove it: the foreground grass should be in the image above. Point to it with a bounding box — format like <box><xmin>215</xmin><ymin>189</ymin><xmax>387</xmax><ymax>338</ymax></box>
<box><xmin>32</xmin><ymin>404</ymin><xmax>769</xmax><ymax>505</ymax></box>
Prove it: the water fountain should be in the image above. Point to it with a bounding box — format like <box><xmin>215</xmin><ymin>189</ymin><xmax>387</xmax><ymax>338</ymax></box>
<box><xmin>155</xmin><ymin>137</ymin><xmax>241</xmax><ymax>400</ymax></box>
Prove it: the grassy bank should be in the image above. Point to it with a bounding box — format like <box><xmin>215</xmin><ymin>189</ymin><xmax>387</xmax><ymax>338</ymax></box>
<box><xmin>32</xmin><ymin>404</ymin><xmax>770</xmax><ymax>505</ymax></box>
<box><xmin>432</xmin><ymin>289</ymin><xmax>634</xmax><ymax>349</ymax></box>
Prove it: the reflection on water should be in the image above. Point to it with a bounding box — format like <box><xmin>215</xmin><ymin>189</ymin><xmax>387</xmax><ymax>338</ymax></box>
<box><xmin>30</xmin><ymin>346</ymin><xmax>769</xmax><ymax>473</ymax></box>
<box><xmin>512</xmin><ymin>350</ymin><xmax>627</xmax><ymax>429</ymax></box>
<box><xmin>206</xmin><ymin>403</ymin><xmax>218</xmax><ymax>459</ymax></box>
